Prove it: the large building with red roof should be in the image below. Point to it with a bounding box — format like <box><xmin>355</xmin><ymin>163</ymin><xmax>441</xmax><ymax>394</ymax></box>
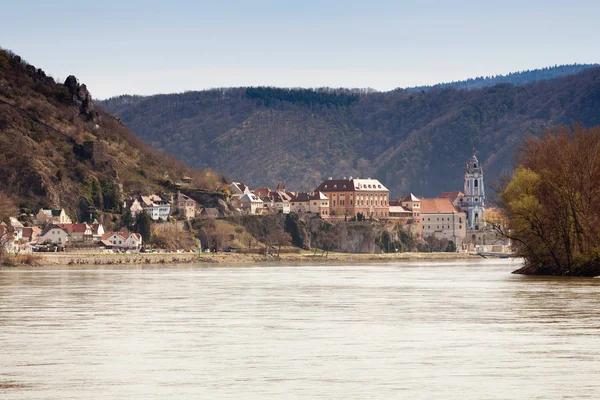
<box><xmin>314</xmin><ymin>177</ymin><xmax>389</xmax><ymax>219</ymax></box>
<box><xmin>420</xmin><ymin>198</ymin><xmax>467</xmax><ymax>248</ymax></box>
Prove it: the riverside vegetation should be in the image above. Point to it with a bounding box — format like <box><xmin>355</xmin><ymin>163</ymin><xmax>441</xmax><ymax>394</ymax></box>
<box><xmin>498</xmin><ymin>124</ymin><xmax>600</xmax><ymax>276</ymax></box>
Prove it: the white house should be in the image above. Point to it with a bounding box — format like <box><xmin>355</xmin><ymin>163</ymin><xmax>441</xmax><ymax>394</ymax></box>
<box><xmin>290</xmin><ymin>192</ymin><xmax>330</xmax><ymax>216</ymax></box>
<box><xmin>139</xmin><ymin>195</ymin><xmax>171</xmax><ymax>221</ymax></box>
<box><xmin>238</xmin><ymin>193</ymin><xmax>264</xmax><ymax>215</ymax></box>
<box><xmin>124</xmin><ymin>233</ymin><xmax>143</xmax><ymax>249</ymax></box>
<box><xmin>230</xmin><ymin>182</ymin><xmax>251</xmax><ymax>201</ymax></box>
<box><xmin>37</xmin><ymin>225</ymin><xmax>70</xmax><ymax>248</ymax></box>
<box><xmin>101</xmin><ymin>232</ymin><xmax>143</xmax><ymax>250</ymax></box>
<box><xmin>271</xmin><ymin>191</ymin><xmax>292</xmax><ymax>214</ymax></box>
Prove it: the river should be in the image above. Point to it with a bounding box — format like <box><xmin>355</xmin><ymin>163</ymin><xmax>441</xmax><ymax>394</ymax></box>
<box><xmin>1</xmin><ymin>259</ymin><xmax>600</xmax><ymax>399</ymax></box>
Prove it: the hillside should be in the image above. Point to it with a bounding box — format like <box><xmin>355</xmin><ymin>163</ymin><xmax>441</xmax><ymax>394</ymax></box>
<box><xmin>100</xmin><ymin>67</ymin><xmax>600</xmax><ymax>197</ymax></box>
<box><xmin>404</xmin><ymin>63</ymin><xmax>599</xmax><ymax>91</ymax></box>
<box><xmin>0</xmin><ymin>49</ymin><xmax>222</xmax><ymax>221</ymax></box>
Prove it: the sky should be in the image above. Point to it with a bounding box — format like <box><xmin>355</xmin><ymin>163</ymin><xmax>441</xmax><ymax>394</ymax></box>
<box><xmin>2</xmin><ymin>0</ymin><xmax>599</xmax><ymax>99</ymax></box>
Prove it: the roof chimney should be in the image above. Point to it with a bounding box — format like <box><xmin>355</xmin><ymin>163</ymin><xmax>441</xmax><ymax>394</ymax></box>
<box><xmin>349</xmin><ymin>176</ymin><xmax>353</xmax><ymax>180</ymax></box>
<box><xmin>343</xmin><ymin>176</ymin><xmax>347</xmax><ymax>180</ymax></box>
<box><xmin>328</xmin><ymin>177</ymin><xmax>333</xmax><ymax>180</ymax></box>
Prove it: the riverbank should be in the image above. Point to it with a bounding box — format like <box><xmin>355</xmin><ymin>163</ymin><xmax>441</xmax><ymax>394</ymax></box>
<box><xmin>1</xmin><ymin>250</ymin><xmax>486</xmax><ymax>268</ymax></box>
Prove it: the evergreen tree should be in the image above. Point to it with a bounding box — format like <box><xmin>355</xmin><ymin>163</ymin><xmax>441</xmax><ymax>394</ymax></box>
<box><xmin>134</xmin><ymin>212</ymin><xmax>152</xmax><ymax>243</ymax></box>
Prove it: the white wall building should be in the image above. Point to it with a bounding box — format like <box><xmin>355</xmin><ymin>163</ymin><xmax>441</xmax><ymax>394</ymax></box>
<box><xmin>238</xmin><ymin>193</ymin><xmax>264</xmax><ymax>215</ymax></box>
<box><xmin>420</xmin><ymin>198</ymin><xmax>466</xmax><ymax>249</ymax></box>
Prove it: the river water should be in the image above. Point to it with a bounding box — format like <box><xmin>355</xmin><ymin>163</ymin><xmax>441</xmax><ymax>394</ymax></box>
<box><xmin>1</xmin><ymin>259</ymin><xmax>600</xmax><ymax>399</ymax></box>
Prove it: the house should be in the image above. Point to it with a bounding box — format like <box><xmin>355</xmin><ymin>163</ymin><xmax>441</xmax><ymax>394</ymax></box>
<box><xmin>90</xmin><ymin>223</ymin><xmax>105</xmax><ymax>242</ymax></box>
<box><xmin>253</xmin><ymin>187</ymin><xmax>271</xmax><ymax>198</ymax></box>
<box><xmin>230</xmin><ymin>182</ymin><xmax>251</xmax><ymax>200</ymax></box>
<box><xmin>238</xmin><ymin>193</ymin><xmax>264</xmax><ymax>215</ymax></box>
<box><xmin>9</xmin><ymin>217</ymin><xmax>24</xmax><ymax>241</ymax></box>
<box><xmin>55</xmin><ymin>224</ymin><xmax>93</xmax><ymax>243</ymax></box>
<box><xmin>125</xmin><ymin>233</ymin><xmax>143</xmax><ymax>250</ymax></box>
<box><xmin>290</xmin><ymin>192</ymin><xmax>330</xmax><ymax>217</ymax></box>
<box><xmin>176</xmin><ymin>191</ymin><xmax>197</xmax><ymax>219</ymax></box>
<box><xmin>271</xmin><ymin>191</ymin><xmax>292</xmax><ymax>214</ymax></box>
<box><xmin>123</xmin><ymin>198</ymin><xmax>144</xmax><ymax>217</ymax></box>
<box><xmin>138</xmin><ymin>195</ymin><xmax>171</xmax><ymax>221</ymax></box>
<box><xmin>290</xmin><ymin>192</ymin><xmax>311</xmax><ymax>213</ymax></box>
<box><xmin>34</xmin><ymin>209</ymin><xmax>72</xmax><ymax>225</ymax></box>
<box><xmin>420</xmin><ymin>198</ymin><xmax>466</xmax><ymax>249</ymax></box>
<box><xmin>250</xmin><ymin>187</ymin><xmax>292</xmax><ymax>214</ymax></box>
<box><xmin>200</xmin><ymin>207</ymin><xmax>220</xmax><ymax>218</ymax></box>
<box><xmin>315</xmin><ymin>177</ymin><xmax>389</xmax><ymax>219</ymax></box>
<box><xmin>37</xmin><ymin>225</ymin><xmax>71</xmax><ymax>248</ymax></box>
<box><xmin>181</xmin><ymin>176</ymin><xmax>193</xmax><ymax>184</ymax></box>
<box><xmin>21</xmin><ymin>226</ymin><xmax>41</xmax><ymax>243</ymax></box>
<box><xmin>1</xmin><ymin>219</ymin><xmax>31</xmax><ymax>254</ymax></box>
<box><xmin>101</xmin><ymin>232</ymin><xmax>143</xmax><ymax>250</ymax></box>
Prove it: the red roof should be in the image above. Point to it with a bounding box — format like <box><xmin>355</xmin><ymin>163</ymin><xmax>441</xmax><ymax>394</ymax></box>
<box><xmin>102</xmin><ymin>232</ymin><xmax>127</xmax><ymax>241</ymax></box>
<box><xmin>420</xmin><ymin>198</ymin><xmax>460</xmax><ymax>214</ymax></box>
<box><xmin>56</xmin><ymin>223</ymin><xmax>90</xmax><ymax>234</ymax></box>
<box><xmin>439</xmin><ymin>191</ymin><xmax>464</xmax><ymax>202</ymax></box>
<box><xmin>253</xmin><ymin>187</ymin><xmax>271</xmax><ymax>197</ymax></box>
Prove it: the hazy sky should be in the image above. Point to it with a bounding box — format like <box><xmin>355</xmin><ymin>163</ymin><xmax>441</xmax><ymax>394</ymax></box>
<box><xmin>2</xmin><ymin>0</ymin><xmax>599</xmax><ymax>99</ymax></box>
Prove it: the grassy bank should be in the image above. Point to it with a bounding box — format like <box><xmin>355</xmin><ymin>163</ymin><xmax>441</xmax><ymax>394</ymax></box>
<box><xmin>1</xmin><ymin>250</ymin><xmax>483</xmax><ymax>269</ymax></box>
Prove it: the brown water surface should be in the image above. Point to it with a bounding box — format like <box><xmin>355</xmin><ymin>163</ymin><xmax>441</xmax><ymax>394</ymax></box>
<box><xmin>2</xmin><ymin>259</ymin><xmax>600</xmax><ymax>399</ymax></box>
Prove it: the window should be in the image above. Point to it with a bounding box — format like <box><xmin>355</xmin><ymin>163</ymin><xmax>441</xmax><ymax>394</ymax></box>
<box><xmin>474</xmin><ymin>180</ymin><xmax>478</xmax><ymax>187</ymax></box>
<box><xmin>324</xmin><ymin>185</ymin><xmax>327</xmax><ymax>189</ymax></box>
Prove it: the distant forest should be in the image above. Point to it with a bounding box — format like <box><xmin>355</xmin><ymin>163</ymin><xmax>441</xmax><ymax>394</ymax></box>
<box><xmin>100</xmin><ymin>64</ymin><xmax>600</xmax><ymax>197</ymax></box>
<box><xmin>403</xmin><ymin>64</ymin><xmax>599</xmax><ymax>92</ymax></box>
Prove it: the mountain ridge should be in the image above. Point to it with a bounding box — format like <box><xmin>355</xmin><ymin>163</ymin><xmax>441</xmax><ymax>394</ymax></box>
<box><xmin>99</xmin><ymin>65</ymin><xmax>600</xmax><ymax>197</ymax></box>
<box><xmin>0</xmin><ymin>48</ymin><xmax>223</xmax><ymax>221</ymax></box>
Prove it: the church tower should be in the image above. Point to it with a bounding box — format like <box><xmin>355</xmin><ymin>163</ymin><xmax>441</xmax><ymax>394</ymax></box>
<box><xmin>463</xmin><ymin>150</ymin><xmax>485</xmax><ymax>230</ymax></box>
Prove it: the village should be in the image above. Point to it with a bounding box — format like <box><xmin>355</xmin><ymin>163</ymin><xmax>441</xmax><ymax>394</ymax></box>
<box><xmin>0</xmin><ymin>153</ymin><xmax>510</xmax><ymax>256</ymax></box>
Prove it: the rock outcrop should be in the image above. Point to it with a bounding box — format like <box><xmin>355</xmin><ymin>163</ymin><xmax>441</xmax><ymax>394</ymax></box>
<box><xmin>64</xmin><ymin>75</ymin><xmax>96</xmax><ymax>121</ymax></box>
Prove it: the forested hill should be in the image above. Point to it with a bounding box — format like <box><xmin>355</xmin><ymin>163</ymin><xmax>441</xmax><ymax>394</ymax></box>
<box><xmin>100</xmin><ymin>67</ymin><xmax>600</xmax><ymax>197</ymax></box>
<box><xmin>404</xmin><ymin>64</ymin><xmax>599</xmax><ymax>92</ymax></box>
<box><xmin>0</xmin><ymin>48</ymin><xmax>222</xmax><ymax>220</ymax></box>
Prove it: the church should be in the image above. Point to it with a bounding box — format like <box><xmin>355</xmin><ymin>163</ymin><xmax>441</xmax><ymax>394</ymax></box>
<box><xmin>461</xmin><ymin>152</ymin><xmax>485</xmax><ymax>230</ymax></box>
<box><xmin>446</xmin><ymin>150</ymin><xmax>510</xmax><ymax>252</ymax></box>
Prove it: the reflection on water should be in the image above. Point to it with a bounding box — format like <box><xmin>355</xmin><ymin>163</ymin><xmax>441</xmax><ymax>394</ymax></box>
<box><xmin>2</xmin><ymin>259</ymin><xmax>600</xmax><ymax>399</ymax></box>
